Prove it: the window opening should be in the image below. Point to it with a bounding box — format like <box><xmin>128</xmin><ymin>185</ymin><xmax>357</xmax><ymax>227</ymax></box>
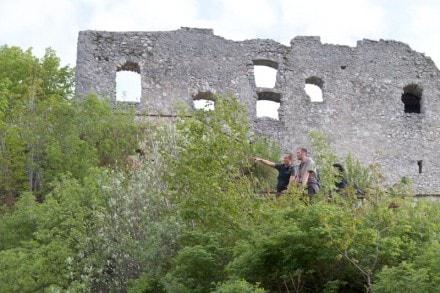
<box><xmin>254</xmin><ymin>65</ymin><xmax>277</xmax><ymax>88</ymax></box>
<box><xmin>256</xmin><ymin>91</ymin><xmax>280</xmax><ymax>120</ymax></box>
<box><xmin>193</xmin><ymin>92</ymin><xmax>215</xmax><ymax>111</ymax></box>
<box><xmin>194</xmin><ymin>99</ymin><xmax>214</xmax><ymax>111</ymax></box>
<box><xmin>252</xmin><ymin>60</ymin><xmax>278</xmax><ymax>88</ymax></box>
<box><xmin>402</xmin><ymin>84</ymin><xmax>422</xmax><ymax>113</ymax></box>
<box><xmin>116</xmin><ymin>62</ymin><xmax>141</xmax><ymax>103</ymax></box>
<box><xmin>417</xmin><ymin>160</ymin><xmax>423</xmax><ymax>174</ymax></box>
<box><xmin>305</xmin><ymin>76</ymin><xmax>324</xmax><ymax>102</ymax></box>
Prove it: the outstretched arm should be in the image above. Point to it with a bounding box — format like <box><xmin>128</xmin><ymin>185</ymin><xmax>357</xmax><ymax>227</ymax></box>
<box><xmin>253</xmin><ymin>157</ymin><xmax>276</xmax><ymax>168</ymax></box>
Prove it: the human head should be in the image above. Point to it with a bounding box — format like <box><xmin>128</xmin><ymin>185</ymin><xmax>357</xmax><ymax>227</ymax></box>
<box><xmin>333</xmin><ymin>163</ymin><xmax>345</xmax><ymax>173</ymax></box>
<box><xmin>283</xmin><ymin>152</ymin><xmax>293</xmax><ymax>165</ymax></box>
<box><xmin>296</xmin><ymin>148</ymin><xmax>307</xmax><ymax>161</ymax></box>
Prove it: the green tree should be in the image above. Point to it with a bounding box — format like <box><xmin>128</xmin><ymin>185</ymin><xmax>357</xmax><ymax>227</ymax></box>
<box><xmin>0</xmin><ymin>173</ymin><xmax>105</xmax><ymax>292</ymax></box>
<box><xmin>224</xmin><ymin>134</ymin><xmax>440</xmax><ymax>292</ymax></box>
<box><xmin>165</xmin><ymin>95</ymin><xmax>273</xmax><ymax>239</ymax></box>
<box><xmin>372</xmin><ymin>200</ymin><xmax>440</xmax><ymax>292</ymax></box>
<box><xmin>163</xmin><ymin>232</ymin><xmax>231</xmax><ymax>292</ymax></box>
<box><xmin>4</xmin><ymin>79</ymin><xmax>440</xmax><ymax>293</ymax></box>
<box><xmin>0</xmin><ymin>46</ymin><xmax>74</xmax><ymax>201</ymax></box>
<box><xmin>43</xmin><ymin>94</ymin><xmax>142</xmax><ymax>188</ymax></box>
<box><xmin>127</xmin><ymin>95</ymin><xmax>281</xmax><ymax>292</ymax></box>
<box><xmin>0</xmin><ymin>45</ymin><xmax>143</xmax><ymax>203</ymax></box>
<box><xmin>214</xmin><ymin>279</ymin><xmax>265</xmax><ymax>293</ymax></box>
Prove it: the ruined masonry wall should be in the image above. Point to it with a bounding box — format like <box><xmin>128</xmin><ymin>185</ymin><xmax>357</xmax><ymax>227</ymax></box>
<box><xmin>75</xmin><ymin>27</ymin><xmax>440</xmax><ymax>194</ymax></box>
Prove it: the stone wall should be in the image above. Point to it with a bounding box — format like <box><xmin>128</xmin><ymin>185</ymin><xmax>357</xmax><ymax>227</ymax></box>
<box><xmin>75</xmin><ymin>27</ymin><xmax>440</xmax><ymax>193</ymax></box>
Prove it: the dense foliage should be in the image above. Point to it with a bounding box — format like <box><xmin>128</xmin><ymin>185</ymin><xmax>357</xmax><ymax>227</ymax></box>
<box><xmin>1</xmin><ymin>47</ymin><xmax>440</xmax><ymax>292</ymax></box>
<box><xmin>0</xmin><ymin>45</ymin><xmax>141</xmax><ymax>203</ymax></box>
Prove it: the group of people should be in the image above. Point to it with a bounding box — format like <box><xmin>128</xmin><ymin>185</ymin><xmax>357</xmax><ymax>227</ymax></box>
<box><xmin>253</xmin><ymin>148</ymin><xmax>364</xmax><ymax>201</ymax></box>
<box><xmin>253</xmin><ymin>147</ymin><xmax>320</xmax><ymax>201</ymax></box>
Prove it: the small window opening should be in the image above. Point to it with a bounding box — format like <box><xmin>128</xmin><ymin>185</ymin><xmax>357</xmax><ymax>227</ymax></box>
<box><xmin>341</xmin><ymin>65</ymin><xmax>347</xmax><ymax>69</ymax></box>
<box><xmin>305</xmin><ymin>76</ymin><xmax>324</xmax><ymax>102</ymax></box>
<box><xmin>402</xmin><ymin>84</ymin><xmax>422</xmax><ymax>113</ymax></box>
<box><xmin>256</xmin><ymin>91</ymin><xmax>280</xmax><ymax>120</ymax></box>
<box><xmin>193</xmin><ymin>92</ymin><xmax>215</xmax><ymax>111</ymax></box>
<box><xmin>417</xmin><ymin>160</ymin><xmax>423</xmax><ymax>174</ymax></box>
<box><xmin>254</xmin><ymin>65</ymin><xmax>277</xmax><ymax>88</ymax></box>
<box><xmin>194</xmin><ymin>99</ymin><xmax>214</xmax><ymax>111</ymax></box>
<box><xmin>116</xmin><ymin>62</ymin><xmax>141</xmax><ymax>103</ymax></box>
<box><xmin>252</xmin><ymin>60</ymin><xmax>278</xmax><ymax>88</ymax></box>
<box><xmin>257</xmin><ymin>100</ymin><xmax>279</xmax><ymax>119</ymax></box>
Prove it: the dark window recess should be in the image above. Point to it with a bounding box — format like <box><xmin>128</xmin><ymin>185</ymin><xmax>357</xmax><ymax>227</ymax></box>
<box><xmin>340</xmin><ymin>65</ymin><xmax>347</xmax><ymax>69</ymax></box>
<box><xmin>401</xmin><ymin>92</ymin><xmax>421</xmax><ymax>113</ymax></box>
<box><xmin>417</xmin><ymin>160</ymin><xmax>423</xmax><ymax>174</ymax></box>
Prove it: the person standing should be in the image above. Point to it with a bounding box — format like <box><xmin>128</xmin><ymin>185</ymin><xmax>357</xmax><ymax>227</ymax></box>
<box><xmin>333</xmin><ymin>163</ymin><xmax>349</xmax><ymax>194</ymax></box>
<box><xmin>253</xmin><ymin>153</ymin><xmax>295</xmax><ymax>194</ymax></box>
<box><xmin>293</xmin><ymin>148</ymin><xmax>320</xmax><ymax>201</ymax></box>
<box><xmin>332</xmin><ymin>163</ymin><xmax>365</xmax><ymax>199</ymax></box>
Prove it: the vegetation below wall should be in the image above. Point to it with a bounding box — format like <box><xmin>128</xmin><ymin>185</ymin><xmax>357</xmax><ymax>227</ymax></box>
<box><xmin>1</xmin><ymin>46</ymin><xmax>440</xmax><ymax>292</ymax></box>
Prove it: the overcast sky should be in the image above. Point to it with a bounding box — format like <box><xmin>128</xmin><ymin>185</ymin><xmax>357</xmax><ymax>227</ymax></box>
<box><xmin>2</xmin><ymin>0</ymin><xmax>440</xmax><ymax>67</ymax></box>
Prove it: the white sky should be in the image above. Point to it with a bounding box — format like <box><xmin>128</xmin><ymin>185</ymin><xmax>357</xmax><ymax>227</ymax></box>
<box><xmin>2</xmin><ymin>0</ymin><xmax>440</xmax><ymax>117</ymax></box>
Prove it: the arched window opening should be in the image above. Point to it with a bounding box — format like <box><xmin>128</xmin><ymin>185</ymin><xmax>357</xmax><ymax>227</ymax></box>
<box><xmin>305</xmin><ymin>76</ymin><xmax>323</xmax><ymax>102</ymax></box>
<box><xmin>402</xmin><ymin>84</ymin><xmax>422</xmax><ymax>114</ymax></box>
<box><xmin>194</xmin><ymin>99</ymin><xmax>215</xmax><ymax>111</ymax></box>
<box><xmin>193</xmin><ymin>92</ymin><xmax>215</xmax><ymax>111</ymax></box>
<box><xmin>253</xmin><ymin>60</ymin><xmax>278</xmax><ymax>88</ymax></box>
<box><xmin>116</xmin><ymin>62</ymin><xmax>141</xmax><ymax>103</ymax></box>
<box><xmin>256</xmin><ymin>91</ymin><xmax>280</xmax><ymax>120</ymax></box>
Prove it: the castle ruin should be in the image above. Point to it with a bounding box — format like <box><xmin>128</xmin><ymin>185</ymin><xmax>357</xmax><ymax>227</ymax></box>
<box><xmin>75</xmin><ymin>27</ymin><xmax>440</xmax><ymax>194</ymax></box>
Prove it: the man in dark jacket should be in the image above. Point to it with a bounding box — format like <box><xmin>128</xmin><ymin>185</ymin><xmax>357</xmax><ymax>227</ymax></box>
<box><xmin>333</xmin><ymin>163</ymin><xmax>365</xmax><ymax>198</ymax></box>
<box><xmin>253</xmin><ymin>153</ymin><xmax>295</xmax><ymax>194</ymax></box>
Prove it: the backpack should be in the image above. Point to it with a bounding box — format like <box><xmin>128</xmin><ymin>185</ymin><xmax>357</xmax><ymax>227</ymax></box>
<box><xmin>315</xmin><ymin>169</ymin><xmax>321</xmax><ymax>188</ymax></box>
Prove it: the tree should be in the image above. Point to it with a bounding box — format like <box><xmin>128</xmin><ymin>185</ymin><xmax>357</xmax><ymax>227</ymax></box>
<box><xmin>0</xmin><ymin>46</ymin><xmax>74</xmax><ymax>201</ymax></box>
<box><xmin>127</xmin><ymin>94</ymin><xmax>281</xmax><ymax>291</ymax></box>
<box><xmin>4</xmin><ymin>81</ymin><xmax>439</xmax><ymax>292</ymax></box>
<box><xmin>0</xmin><ymin>175</ymin><xmax>104</xmax><ymax>291</ymax></box>
<box><xmin>164</xmin><ymin>95</ymin><xmax>275</xmax><ymax>238</ymax></box>
<box><xmin>0</xmin><ymin>46</ymin><xmax>143</xmax><ymax>203</ymax></box>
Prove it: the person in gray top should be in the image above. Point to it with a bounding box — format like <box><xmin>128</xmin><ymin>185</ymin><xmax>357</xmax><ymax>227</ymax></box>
<box><xmin>293</xmin><ymin>147</ymin><xmax>319</xmax><ymax>201</ymax></box>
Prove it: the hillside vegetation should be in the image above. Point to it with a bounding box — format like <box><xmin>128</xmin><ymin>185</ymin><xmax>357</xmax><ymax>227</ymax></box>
<box><xmin>1</xmin><ymin>46</ymin><xmax>440</xmax><ymax>292</ymax></box>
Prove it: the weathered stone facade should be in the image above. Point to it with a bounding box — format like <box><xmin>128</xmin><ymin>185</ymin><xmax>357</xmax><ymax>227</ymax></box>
<box><xmin>75</xmin><ymin>27</ymin><xmax>440</xmax><ymax>194</ymax></box>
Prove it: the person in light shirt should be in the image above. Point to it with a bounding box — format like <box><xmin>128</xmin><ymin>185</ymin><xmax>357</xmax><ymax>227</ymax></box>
<box><xmin>293</xmin><ymin>147</ymin><xmax>319</xmax><ymax>202</ymax></box>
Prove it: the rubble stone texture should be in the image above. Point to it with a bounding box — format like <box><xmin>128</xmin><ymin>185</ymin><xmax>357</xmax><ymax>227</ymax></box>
<box><xmin>75</xmin><ymin>27</ymin><xmax>440</xmax><ymax>194</ymax></box>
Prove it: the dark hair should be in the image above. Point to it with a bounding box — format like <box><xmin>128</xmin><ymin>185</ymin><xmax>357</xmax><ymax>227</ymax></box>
<box><xmin>284</xmin><ymin>152</ymin><xmax>293</xmax><ymax>160</ymax></box>
<box><xmin>333</xmin><ymin>163</ymin><xmax>345</xmax><ymax>173</ymax></box>
<box><xmin>296</xmin><ymin>147</ymin><xmax>308</xmax><ymax>154</ymax></box>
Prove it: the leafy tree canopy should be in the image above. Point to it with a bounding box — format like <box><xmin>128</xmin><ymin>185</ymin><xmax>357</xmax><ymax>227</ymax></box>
<box><xmin>1</xmin><ymin>46</ymin><xmax>440</xmax><ymax>293</ymax></box>
<box><xmin>0</xmin><ymin>46</ymin><xmax>143</xmax><ymax>203</ymax></box>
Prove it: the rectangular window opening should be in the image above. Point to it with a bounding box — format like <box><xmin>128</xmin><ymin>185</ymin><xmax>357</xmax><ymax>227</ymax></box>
<box><xmin>417</xmin><ymin>160</ymin><xmax>423</xmax><ymax>174</ymax></box>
